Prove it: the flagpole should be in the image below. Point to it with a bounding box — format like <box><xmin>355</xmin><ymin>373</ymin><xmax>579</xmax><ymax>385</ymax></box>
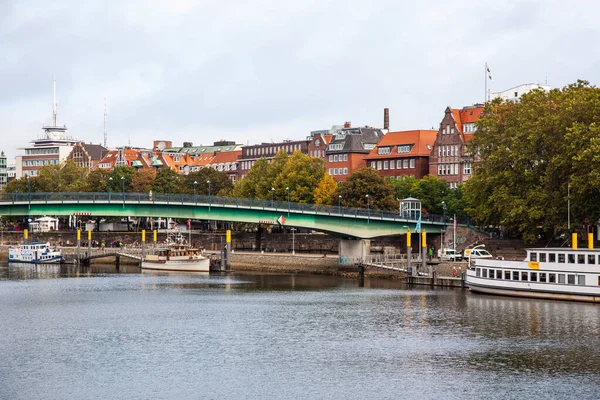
<box><xmin>484</xmin><ymin>62</ymin><xmax>487</xmax><ymax>104</ymax></box>
<box><xmin>453</xmin><ymin>214</ymin><xmax>456</xmax><ymax>255</ymax></box>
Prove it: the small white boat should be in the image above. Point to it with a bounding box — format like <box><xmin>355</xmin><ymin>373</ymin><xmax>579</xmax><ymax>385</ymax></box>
<box><xmin>8</xmin><ymin>242</ymin><xmax>62</xmax><ymax>264</ymax></box>
<box><xmin>466</xmin><ymin>247</ymin><xmax>600</xmax><ymax>302</ymax></box>
<box><xmin>141</xmin><ymin>233</ymin><xmax>209</xmax><ymax>272</ymax></box>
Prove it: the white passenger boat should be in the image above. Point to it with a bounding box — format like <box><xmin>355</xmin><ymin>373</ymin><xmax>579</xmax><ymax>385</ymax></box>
<box><xmin>141</xmin><ymin>245</ymin><xmax>210</xmax><ymax>272</ymax></box>
<box><xmin>8</xmin><ymin>242</ymin><xmax>62</xmax><ymax>264</ymax></box>
<box><xmin>466</xmin><ymin>247</ymin><xmax>600</xmax><ymax>302</ymax></box>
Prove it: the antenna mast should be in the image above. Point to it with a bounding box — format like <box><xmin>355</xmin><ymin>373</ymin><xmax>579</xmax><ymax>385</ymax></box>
<box><xmin>104</xmin><ymin>97</ymin><xmax>108</xmax><ymax>148</ymax></box>
<box><xmin>53</xmin><ymin>76</ymin><xmax>57</xmax><ymax>126</ymax></box>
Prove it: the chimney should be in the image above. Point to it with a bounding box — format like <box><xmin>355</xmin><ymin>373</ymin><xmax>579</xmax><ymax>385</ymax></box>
<box><xmin>383</xmin><ymin>108</ymin><xmax>389</xmax><ymax>130</ymax></box>
<box><xmin>344</xmin><ymin>121</ymin><xmax>351</xmax><ymax>128</ymax></box>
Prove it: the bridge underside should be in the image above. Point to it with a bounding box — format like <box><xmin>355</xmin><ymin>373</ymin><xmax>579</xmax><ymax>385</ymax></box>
<box><xmin>0</xmin><ymin>201</ymin><xmax>443</xmax><ymax>239</ymax></box>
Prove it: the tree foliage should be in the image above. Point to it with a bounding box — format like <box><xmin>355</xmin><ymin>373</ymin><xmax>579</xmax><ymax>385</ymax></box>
<box><xmin>334</xmin><ymin>167</ymin><xmax>396</xmax><ymax>210</ymax></box>
<box><xmin>183</xmin><ymin>169</ymin><xmax>233</xmax><ymax>196</ymax></box>
<box><xmin>151</xmin><ymin>168</ymin><xmax>181</xmax><ymax>194</ymax></box>
<box><xmin>313</xmin><ymin>174</ymin><xmax>338</xmax><ymax>205</ymax></box>
<box><xmin>35</xmin><ymin>161</ymin><xmax>87</xmax><ymax>192</ymax></box>
<box><xmin>464</xmin><ymin>80</ymin><xmax>600</xmax><ymax>242</ymax></box>
<box><xmin>273</xmin><ymin>151</ymin><xmax>326</xmax><ymax>203</ymax></box>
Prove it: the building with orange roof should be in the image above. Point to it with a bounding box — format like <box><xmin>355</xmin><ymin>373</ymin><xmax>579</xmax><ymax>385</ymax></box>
<box><xmin>429</xmin><ymin>105</ymin><xmax>484</xmax><ymax>187</ymax></box>
<box><xmin>206</xmin><ymin>150</ymin><xmax>242</xmax><ymax>183</ymax></box>
<box><xmin>96</xmin><ymin>148</ymin><xmax>144</xmax><ymax>170</ymax></box>
<box><xmin>308</xmin><ymin>133</ymin><xmax>332</xmax><ymax>162</ymax></box>
<box><xmin>365</xmin><ymin>130</ymin><xmax>437</xmax><ymax>179</ymax></box>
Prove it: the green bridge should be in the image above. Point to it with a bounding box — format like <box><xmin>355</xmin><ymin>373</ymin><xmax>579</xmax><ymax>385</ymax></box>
<box><xmin>0</xmin><ymin>192</ymin><xmax>452</xmax><ymax>239</ymax></box>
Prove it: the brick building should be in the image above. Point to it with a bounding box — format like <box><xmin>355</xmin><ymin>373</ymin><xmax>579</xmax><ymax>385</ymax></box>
<box><xmin>325</xmin><ymin>125</ymin><xmax>384</xmax><ymax>182</ymax></box>
<box><xmin>66</xmin><ymin>142</ymin><xmax>107</xmax><ymax>171</ymax></box>
<box><xmin>429</xmin><ymin>105</ymin><xmax>484</xmax><ymax>188</ymax></box>
<box><xmin>237</xmin><ymin>139</ymin><xmax>309</xmax><ymax>180</ymax></box>
<box><xmin>365</xmin><ymin>130</ymin><xmax>436</xmax><ymax>179</ymax></box>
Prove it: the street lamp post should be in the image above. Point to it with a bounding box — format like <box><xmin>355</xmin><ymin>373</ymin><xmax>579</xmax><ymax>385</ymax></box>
<box><xmin>338</xmin><ymin>195</ymin><xmax>342</xmax><ymax>215</ymax></box>
<box><xmin>27</xmin><ymin>175</ymin><xmax>31</xmax><ymax>210</ymax></box>
<box><xmin>441</xmin><ymin>201</ymin><xmax>446</xmax><ymax>257</ymax></box>
<box><xmin>193</xmin><ymin>181</ymin><xmax>197</xmax><ymax>203</ymax></box>
<box><xmin>291</xmin><ymin>227</ymin><xmax>296</xmax><ymax>256</ymax></box>
<box><xmin>108</xmin><ymin>177</ymin><xmax>112</xmax><ymax>202</ymax></box>
<box><xmin>207</xmin><ymin>180</ymin><xmax>211</xmax><ymax>211</ymax></box>
<box><xmin>286</xmin><ymin>187</ymin><xmax>290</xmax><ymax>216</ymax></box>
<box><xmin>121</xmin><ymin>176</ymin><xmax>125</xmax><ymax>209</ymax></box>
<box><xmin>271</xmin><ymin>187</ymin><xmax>275</xmax><ymax>208</ymax></box>
<box><xmin>366</xmin><ymin>194</ymin><xmax>370</xmax><ymax>223</ymax></box>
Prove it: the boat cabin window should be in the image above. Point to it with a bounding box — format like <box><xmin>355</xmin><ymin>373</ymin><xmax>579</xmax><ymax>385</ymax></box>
<box><xmin>568</xmin><ymin>274</ymin><xmax>575</xmax><ymax>285</ymax></box>
<box><xmin>568</xmin><ymin>254</ymin><xmax>575</xmax><ymax>264</ymax></box>
<box><xmin>549</xmin><ymin>253</ymin><xmax>556</xmax><ymax>262</ymax></box>
<box><xmin>476</xmin><ymin>268</ymin><xmax>481</xmax><ymax>277</ymax></box>
<box><xmin>496</xmin><ymin>270</ymin><xmax>502</xmax><ymax>279</ymax></box>
<box><xmin>482</xmin><ymin>269</ymin><xmax>487</xmax><ymax>278</ymax></box>
<box><xmin>521</xmin><ymin>271</ymin><xmax>528</xmax><ymax>281</ymax></box>
<box><xmin>504</xmin><ymin>271</ymin><xmax>511</xmax><ymax>280</ymax></box>
<box><xmin>558</xmin><ymin>254</ymin><xmax>565</xmax><ymax>263</ymax></box>
<box><xmin>578</xmin><ymin>254</ymin><xmax>585</xmax><ymax>264</ymax></box>
<box><xmin>512</xmin><ymin>271</ymin><xmax>519</xmax><ymax>280</ymax></box>
<box><xmin>489</xmin><ymin>269</ymin><xmax>495</xmax><ymax>279</ymax></box>
<box><xmin>539</xmin><ymin>253</ymin><xmax>546</xmax><ymax>262</ymax></box>
<box><xmin>530</xmin><ymin>272</ymin><xmax>537</xmax><ymax>282</ymax></box>
<box><xmin>558</xmin><ymin>274</ymin><xmax>566</xmax><ymax>284</ymax></box>
<box><xmin>588</xmin><ymin>255</ymin><xmax>596</xmax><ymax>265</ymax></box>
<box><xmin>540</xmin><ymin>273</ymin><xmax>547</xmax><ymax>283</ymax></box>
<box><xmin>530</xmin><ymin>253</ymin><xmax>537</xmax><ymax>262</ymax></box>
<box><xmin>549</xmin><ymin>273</ymin><xmax>556</xmax><ymax>283</ymax></box>
<box><xmin>578</xmin><ymin>275</ymin><xmax>586</xmax><ymax>285</ymax></box>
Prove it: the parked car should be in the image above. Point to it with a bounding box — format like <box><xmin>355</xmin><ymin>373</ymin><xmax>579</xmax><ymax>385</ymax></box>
<box><xmin>438</xmin><ymin>248</ymin><xmax>462</xmax><ymax>261</ymax></box>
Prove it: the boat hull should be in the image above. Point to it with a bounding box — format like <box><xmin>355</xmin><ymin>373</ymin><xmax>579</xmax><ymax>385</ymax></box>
<box><xmin>7</xmin><ymin>257</ymin><xmax>62</xmax><ymax>264</ymax></box>
<box><xmin>141</xmin><ymin>259</ymin><xmax>210</xmax><ymax>272</ymax></box>
<box><xmin>468</xmin><ymin>281</ymin><xmax>600</xmax><ymax>303</ymax></box>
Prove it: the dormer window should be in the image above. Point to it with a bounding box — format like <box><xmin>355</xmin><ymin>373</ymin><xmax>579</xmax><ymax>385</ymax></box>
<box><xmin>377</xmin><ymin>146</ymin><xmax>392</xmax><ymax>155</ymax></box>
<box><xmin>397</xmin><ymin>145</ymin><xmax>412</xmax><ymax>154</ymax></box>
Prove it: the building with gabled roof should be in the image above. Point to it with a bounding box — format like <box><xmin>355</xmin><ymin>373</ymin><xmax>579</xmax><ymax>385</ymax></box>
<box><xmin>65</xmin><ymin>142</ymin><xmax>108</xmax><ymax>171</ymax></box>
<box><xmin>206</xmin><ymin>150</ymin><xmax>242</xmax><ymax>183</ymax></box>
<box><xmin>365</xmin><ymin>130</ymin><xmax>436</xmax><ymax>179</ymax></box>
<box><xmin>429</xmin><ymin>104</ymin><xmax>484</xmax><ymax>187</ymax></box>
<box><xmin>325</xmin><ymin>124</ymin><xmax>384</xmax><ymax>182</ymax></box>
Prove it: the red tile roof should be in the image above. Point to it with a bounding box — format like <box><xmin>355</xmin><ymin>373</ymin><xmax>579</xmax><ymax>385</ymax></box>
<box><xmin>365</xmin><ymin>130</ymin><xmax>437</xmax><ymax>159</ymax></box>
<box><xmin>450</xmin><ymin>106</ymin><xmax>483</xmax><ymax>141</ymax></box>
<box><xmin>211</xmin><ymin>150</ymin><xmax>242</xmax><ymax>164</ymax></box>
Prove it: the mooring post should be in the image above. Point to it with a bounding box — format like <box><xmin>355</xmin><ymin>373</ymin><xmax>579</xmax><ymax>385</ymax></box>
<box><xmin>141</xmin><ymin>229</ymin><xmax>146</xmax><ymax>260</ymax></box>
<box><xmin>87</xmin><ymin>229</ymin><xmax>92</xmax><ymax>258</ymax></box>
<box><xmin>225</xmin><ymin>229</ymin><xmax>231</xmax><ymax>271</ymax></box>
<box><xmin>115</xmin><ymin>255</ymin><xmax>120</xmax><ymax>270</ymax></box>
<box><xmin>76</xmin><ymin>229</ymin><xmax>81</xmax><ymax>264</ymax></box>
<box><xmin>407</xmin><ymin>232</ymin><xmax>412</xmax><ymax>276</ymax></box>
<box><xmin>422</xmin><ymin>231</ymin><xmax>428</xmax><ymax>275</ymax></box>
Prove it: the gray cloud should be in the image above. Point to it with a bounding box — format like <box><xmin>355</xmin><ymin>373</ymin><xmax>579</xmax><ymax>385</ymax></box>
<box><xmin>2</xmin><ymin>0</ymin><xmax>599</xmax><ymax>157</ymax></box>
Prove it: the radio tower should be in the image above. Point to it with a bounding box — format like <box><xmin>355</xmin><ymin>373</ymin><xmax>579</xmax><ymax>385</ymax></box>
<box><xmin>103</xmin><ymin>97</ymin><xmax>107</xmax><ymax>148</ymax></box>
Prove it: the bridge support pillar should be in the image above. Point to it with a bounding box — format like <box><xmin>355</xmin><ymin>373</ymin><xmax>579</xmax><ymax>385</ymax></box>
<box><xmin>339</xmin><ymin>239</ymin><xmax>370</xmax><ymax>267</ymax></box>
<box><xmin>115</xmin><ymin>255</ymin><xmax>120</xmax><ymax>270</ymax></box>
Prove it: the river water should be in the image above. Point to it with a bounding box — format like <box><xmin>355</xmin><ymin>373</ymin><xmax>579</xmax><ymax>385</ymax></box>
<box><xmin>0</xmin><ymin>263</ymin><xmax>599</xmax><ymax>400</ymax></box>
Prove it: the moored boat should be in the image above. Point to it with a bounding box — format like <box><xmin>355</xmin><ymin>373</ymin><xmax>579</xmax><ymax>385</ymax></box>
<box><xmin>8</xmin><ymin>242</ymin><xmax>62</xmax><ymax>264</ymax></box>
<box><xmin>141</xmin><ymin>234</ymin><xmax>209</xmax><ymax>272</ymax></box>
<box><xmin>466</xmin><ymin>247</ymin><xmax>600</xmax><ymax>302</ymax></box>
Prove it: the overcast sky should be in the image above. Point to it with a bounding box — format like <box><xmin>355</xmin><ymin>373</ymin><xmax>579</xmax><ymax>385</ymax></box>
<box><xmin>2</xmin><ymin>0</ymin><xmax>599</xmax><ymax>158</ymax></box>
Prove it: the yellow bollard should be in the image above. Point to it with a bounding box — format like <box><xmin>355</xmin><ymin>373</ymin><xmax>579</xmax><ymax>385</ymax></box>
<box><xmin>77</xmin><ymin>229</ymin><xmax>81</xmax><ymax>241</ymax></box>
<box><xmin>406</xmin><ymin>231</ymin><xmax>411</xmax><ymax>248</ymax></box>
<box><xmin>572</xmin><ymin>233</ymin><xmax>578</xmax><ymax>249</ymax></box>
<box><xmin>588</xmin><ymin>232</ymin><xmax>593</xmax><ymax>249</ymax></box>
<box><xmin>142</xmin><ymin>229</ymin><xmax>146</xmax><ymax>243</ymax></box>
<box><xmin>24</xmin><ymin>229</ymin><xmax>28</xmax><ymax>240</ymax></box>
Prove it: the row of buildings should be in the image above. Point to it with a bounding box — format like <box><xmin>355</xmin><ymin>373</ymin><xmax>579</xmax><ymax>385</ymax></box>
<box><xmin>0</xmin><ymin>83</ymin><xmax>551</xmax><ymax>191</ymax></box>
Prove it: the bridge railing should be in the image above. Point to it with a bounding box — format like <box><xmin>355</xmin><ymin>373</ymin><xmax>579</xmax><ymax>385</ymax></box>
<box><xmin>0</xmin><ymin>192</ymin><xmax>473</xmax><ymax>225</ymax></box>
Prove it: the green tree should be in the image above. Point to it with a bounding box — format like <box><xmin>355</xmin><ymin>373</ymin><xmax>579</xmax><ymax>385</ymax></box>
<box><xmin>109</xmin><ymin>165</ymin><xmax>137</xmax><ymax>192</ymax></box>
<box><xmin>132</xmin><ymin>168</ymin><xmax>156</xmax><ymax>193</ymax></box>
<box><xmin>183</xmin><ymin>169</ymin><xmax>233</xmax><ymax>196</ymax></box>
<box><xmin>84</xmin><ymin>169</ymin><xmax>112</xmax><ymax>192</ymax></box>
<box><xmin>35</xmin><ymin>161</ymin><xmax>88</xmax><ymax>192</ymax></box>
<box><xmin>334</xmin><ymin>167</ymin><xmax>396</xmax><ymax>210</ymax></box>
<box><xmin>411</xmin><ymin>175</ymin><xmax>449</xmax><ymax>214</ymax></box>
<box><xmin>464</xmin><ymin>80</ymin><xmax>600</xmax><ymax>242</ymax></box>
<box><xmin>232</xmin><ymin>158</ymin><xmax>270</xmax><ymax>199</ymax></box>
<box><xmin>151</xmin><ymin>168</ymin><xmax>181</xmax><ymax>194</ymax></box>
<box><xmin>313</xmin><ymin>173</ymin><xmax>338</xmax><ymax>205</ymax></box>
<box><xmin>273</xmin><ymin>151</ymin><xmax>325</xmax><ymax>203</ymax></box>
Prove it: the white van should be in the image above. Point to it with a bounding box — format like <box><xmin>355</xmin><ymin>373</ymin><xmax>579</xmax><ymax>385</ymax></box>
<box><xmin>463</xmin><ymin>247</ymin><xmax>493</xmax><ymax>261</ymax></box>
<box><xmin>438</xmin><ymin>248</ymin><xmax>462</xmax><ymax>261</ymax></box>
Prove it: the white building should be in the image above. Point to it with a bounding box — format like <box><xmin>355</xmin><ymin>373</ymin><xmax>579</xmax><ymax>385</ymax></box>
<box><xmin>490</xmin><ymin>83</ymin><xmax>552</xmax><ymax>102</ymax></box>
<box><xmin>17</xmin><ymin>80</ymin><xmax>77</xmax><ymax>178</ymax></box>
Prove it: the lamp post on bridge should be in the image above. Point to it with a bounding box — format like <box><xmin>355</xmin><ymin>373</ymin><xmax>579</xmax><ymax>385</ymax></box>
<box><xmin>286</xmin><ymin>187</ymin><xmax>290</xmax><ymax>216</ymax></box>
<box><xmin>441</xmin><ymin>201</ymin><xmax>446</xmax><ymax>256</ymax></box>
<box><xmin>270</xmin><ymin>187</ymin><xmax>275</xmax><ymax>208</ymax></box>
<box><xmin>338</xmin><ymin>195</ymin><xmax>342</xmax><ymax>215</ymax></box>
<box><xmin>207</xmin><ymin>180</ymin><xmax>211</xmax><ymax>211</ymax></box>
<box><xmin>121</xmin><ymin>176</ymin><xmax>125</xmax><ymax>209</ymax></box>
<box><xmin>291</xmin><ymin>227</ymin><xmax>296</xmax><ymax>256</ymax></box>
<box><xmin>366</xmin><ymin>194</ymin><xmax>370</xmax><ymax>224</ymax></box>
<box><xmin>27</xmin><ymin>175</ymin><xmax>31</xmax><ymax>210</ymax></box>
<box><xmin>193</xmin><ymin>181</ymin><xmax>197</xmax><ymax>203</ymax></box>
